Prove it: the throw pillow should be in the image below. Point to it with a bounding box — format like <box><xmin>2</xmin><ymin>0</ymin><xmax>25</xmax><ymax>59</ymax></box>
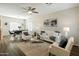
<box><xmin>59</xmin><ymin>36</ymin><xmax>68</xmax><ymax>48</ymax></box>
<box><xmin>49</xmin><ymin>36</ymin><xmax>56</xmax><ymax>41</ymax></box>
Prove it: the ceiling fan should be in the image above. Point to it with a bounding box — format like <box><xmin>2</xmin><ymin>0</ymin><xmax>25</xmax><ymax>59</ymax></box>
<box><xmin>23</xmin><ymin>6</ymin><xmax>39</xmax><ymax>14</ymax></box>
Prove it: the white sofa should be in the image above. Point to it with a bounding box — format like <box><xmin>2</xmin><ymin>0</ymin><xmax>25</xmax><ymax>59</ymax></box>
<box><xmin>49</xmin><ymin>37</ymin><xmax>74</xmax><ymax>56</ymax></box>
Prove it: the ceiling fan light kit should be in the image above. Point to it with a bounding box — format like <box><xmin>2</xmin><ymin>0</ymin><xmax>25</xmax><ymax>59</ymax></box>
<box><xmin>28</xmin><ymin>11</ymin><xmax>32</xmax><ymax>14</ymax></box>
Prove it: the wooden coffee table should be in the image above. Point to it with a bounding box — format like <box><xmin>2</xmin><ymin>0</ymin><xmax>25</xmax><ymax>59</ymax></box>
<box><xmin>16</xmin><ymin>41</ymin><xmax>51</xmax><ymax>56</ymax></box>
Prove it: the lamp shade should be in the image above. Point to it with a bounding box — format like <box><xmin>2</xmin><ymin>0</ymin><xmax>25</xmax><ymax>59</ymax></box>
<box><xmin>63</xmin><ymin>27</ymin><xmax>70</xmax><ymax>32</ymax></box>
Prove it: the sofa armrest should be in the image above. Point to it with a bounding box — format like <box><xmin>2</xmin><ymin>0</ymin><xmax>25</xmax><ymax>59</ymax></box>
<box><xmin>49</xmin><ymin>43</ymin><xmax>70</xmax><ymax>56</ymax></box>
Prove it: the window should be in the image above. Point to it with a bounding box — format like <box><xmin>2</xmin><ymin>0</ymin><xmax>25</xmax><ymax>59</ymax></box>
<box><xmin>9</xmin><ymin>22</ymin><xmax>21</xmax><ymax>31</ymax></box>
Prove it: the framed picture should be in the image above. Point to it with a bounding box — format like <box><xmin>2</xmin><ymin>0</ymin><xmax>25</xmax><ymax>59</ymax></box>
<box><xmin>51</xmin><ymin>19</ymin><xmax>57</xmax><ymax>27</ymax></box>
<box><xmin>44</xmin><ymin>19</ymin><xmax>50</xmax><ymax>26</ymax></box>
<box><xmin>44</xmin><ymin>18</ymin><xmax>57</xmax><ymax>27</ymax></box>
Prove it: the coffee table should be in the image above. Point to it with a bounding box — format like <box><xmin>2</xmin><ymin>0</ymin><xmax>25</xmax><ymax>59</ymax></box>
<box><xmin>16</xmin><ymin>41</ymin><xmax>51</xmax><ymax>56</ymax></box>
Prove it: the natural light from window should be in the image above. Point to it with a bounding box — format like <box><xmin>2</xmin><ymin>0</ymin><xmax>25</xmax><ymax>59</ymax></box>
<box><xmin>9</xmin><ymin>22</ymin><xmax>21</xmax><ymax>31</ymax></box>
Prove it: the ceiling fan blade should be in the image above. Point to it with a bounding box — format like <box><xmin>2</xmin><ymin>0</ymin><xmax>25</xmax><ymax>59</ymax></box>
<box><xmin>33</xmin><ymin>11</ymin><xmax>39</xmax><ymax>13</ymax></box>
<box><xmin>28</xmin><ymin>7</ymin><xmax>32</xmax><ymax>10</ymax></box>
<box><xmin>22</xmin><ymin>7</ymin><xmax>27</xmax><ymax>10</ymax></box>
<box><xmin>32</xmin><ymin>8</ymin><xmax>36</xmax><ymax>10</ymax></box>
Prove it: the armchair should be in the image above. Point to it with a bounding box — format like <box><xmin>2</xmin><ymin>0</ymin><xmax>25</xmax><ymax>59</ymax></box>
<box><xmin>49</xmin><ymin>37</ymin><xmax>74</xmax><ymax>56</ymax></box>
<box><xmin>22</xmin><ymin>31</ymin><xmax>31</xmax><ymax>41</ymax></box>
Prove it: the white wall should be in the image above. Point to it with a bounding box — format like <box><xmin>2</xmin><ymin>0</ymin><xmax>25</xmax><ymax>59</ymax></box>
<box><xmin>76</xmin><ymin>7</ymin><xmax>79</xmax><ymax>46</ymax></box>
<box><xmin>27</xmin><ymin>16</ymin><xmax>44</xmax><ymax>32</ymax></box>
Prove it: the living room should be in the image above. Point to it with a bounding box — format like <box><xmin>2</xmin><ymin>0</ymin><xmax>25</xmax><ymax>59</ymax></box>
<box><xmin>0</xmin><ymin>3</ymin><xmax>79</xmax><ymax>56</ymax></box>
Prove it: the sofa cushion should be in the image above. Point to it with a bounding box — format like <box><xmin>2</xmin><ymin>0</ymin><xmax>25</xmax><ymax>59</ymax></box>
<box><xmin>49</xmin><ymin>36</ymin><xmax>56</xmax><ymax>41</ymax></box>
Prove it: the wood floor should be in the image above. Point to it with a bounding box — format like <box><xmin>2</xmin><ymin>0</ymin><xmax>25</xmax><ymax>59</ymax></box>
<box><xmin>0</xmin><ymin>36</ymin><xmax>79</xmax><ymax>56</ymax></box>
<box><xmin>0</xmin><ymin>36</ymin><xmax>25</xmax><ymax>56</ymax></box>
<box><xmin>70</xmin><ymin>45</ymin><xmax>79</xmax><ymax>56</ymax></box>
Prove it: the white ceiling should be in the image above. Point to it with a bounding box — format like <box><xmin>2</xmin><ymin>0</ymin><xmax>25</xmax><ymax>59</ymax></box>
<box><xmin>0</xmin><ymin>3</ymin><xmax>79</xmax><ymax>19</ymax></box>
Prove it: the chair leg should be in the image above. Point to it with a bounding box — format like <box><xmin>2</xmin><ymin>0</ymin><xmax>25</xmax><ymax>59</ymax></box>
<box><xmin>49</xmin><ymin>52</ymin><xmax>52</xmax><ymax>56</ymax></box>
<box><xmin>49</xmin><ymin>52</ymin><xmax>55</xmax><ymax>56</ymax></box>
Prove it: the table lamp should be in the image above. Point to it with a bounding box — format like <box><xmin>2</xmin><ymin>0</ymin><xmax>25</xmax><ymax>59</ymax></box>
<box><xmin>63</xmin><ymin>27</ymin><xmax>70</xmax><ymax>37</ymax></box>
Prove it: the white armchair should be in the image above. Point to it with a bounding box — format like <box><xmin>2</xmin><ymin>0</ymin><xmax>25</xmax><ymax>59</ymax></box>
<box><xmin>22</xmin><ymin>31</ymin><xmax>31</xmax><ymax>41</ymax></box>
<box><xmin>49</xmin><ymin>37</ymin><xmax>74</xmax><ymax>56</ymax></box>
